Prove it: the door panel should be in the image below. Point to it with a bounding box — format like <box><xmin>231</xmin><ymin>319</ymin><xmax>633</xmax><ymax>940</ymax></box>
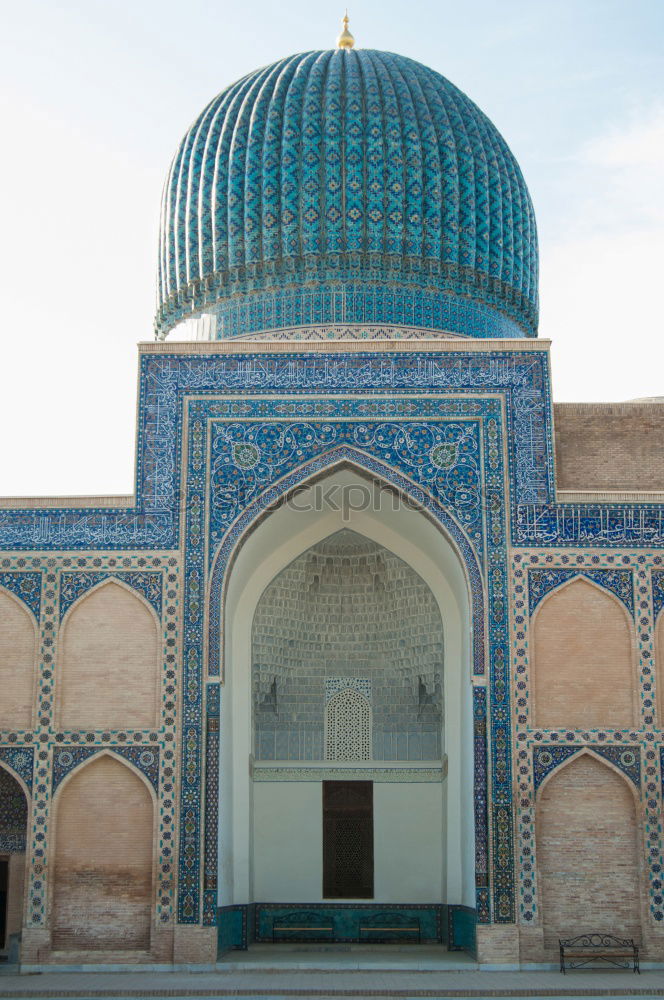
<box><xmin>323</xmin><ymin>781</ymin><xmax>373</xmax><ymax>898</ymax></box>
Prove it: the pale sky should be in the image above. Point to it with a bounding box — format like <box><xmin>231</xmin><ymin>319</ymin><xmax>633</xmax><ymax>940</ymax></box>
<box><xmin>1</xmin><ymin>0</ymin><xmax>662</xmax><ymax>496</ymax></box>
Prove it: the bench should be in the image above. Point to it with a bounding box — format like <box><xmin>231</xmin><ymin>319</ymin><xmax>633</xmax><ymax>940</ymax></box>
<box><xmin>358</xmin><ymin>912</ymin><xmax>421</xmax><ymax>943</ymax></box>
<box><xmin>272</xmin><ymin>911</ymin><xmax>334</xmax><ymax>942</ymax></box>
<box><xmin>559</xmin><ymin>933</ymin><xmax>639</xmax><ymax>973</ymax></box>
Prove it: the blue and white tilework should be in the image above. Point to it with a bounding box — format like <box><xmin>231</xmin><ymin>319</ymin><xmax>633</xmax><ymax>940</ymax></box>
<box><xmin>528</xmin><ymin>568</ymin><xmax>634</xmax><ymax>616</ymax></box>
<box><xmin>0</xmin><ymin>344</ymin><xmax>663</xmax><ymax>940</ymax></box>
<box><xmin>59</xmin><ymin>571</ymin><xmax>163</xmax><ymax>620</ymax></box>
<box><xmin>0</xmin><ymin>571</ymin><xmax>41</xmax><ymax>619</ymax></box>
<box><xmin>0</xmin><ymin>747</ymin><xmax>34</xmax><ymax>790</ymax></box>
<box><xmin>52</xmin><ymin>746</ymin><xmax>160</xmax><ymax>792</ymax></box>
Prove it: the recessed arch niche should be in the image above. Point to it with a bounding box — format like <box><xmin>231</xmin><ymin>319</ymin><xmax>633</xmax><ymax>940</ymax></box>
<box><xmin>0</xmin><ymin>588</ymin><xmax>37</xmax><ymax>731</ymax></box>
<box><xmin>536</xmin><ymin>752</ymin><xmax>642</xmax><ymax>947</ymax></box>
<box><xmin>532</xmin><ymin>577</ymin><xmax>635</xmax><ymax>729</ymax></box>
<box><xmin>218</xmin><ymin>464</ymin><xmax>475</xmax><ymax>910</ymax></box>
<box><xmin>253</xmin><ymin>529</ymin><xmax>444</xmax><ymax>763</ymax></box>
<box><xmin>52</xmin><ymin>753</ymin><xmax>154</xmax><ymax>952</ymax></box>
<box><xmin>57</xmin><ymin>579</ymin><xmax>159</xmax><ymax>731</ymax></box>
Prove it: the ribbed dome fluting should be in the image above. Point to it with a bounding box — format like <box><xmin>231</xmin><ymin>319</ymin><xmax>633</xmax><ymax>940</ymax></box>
<box><xmin>156</xmin><ymin>49</ymin><xmax>538</xmax><ymax>339</ymax></box>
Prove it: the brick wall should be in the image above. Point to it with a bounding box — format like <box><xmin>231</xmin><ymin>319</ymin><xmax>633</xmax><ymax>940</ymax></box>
<box><xmin>537</xmin><ymin>753</ymin><xmax>641</xmax><ymax>947</ymax></box>
<box><xmin>554</xmin><ymin>402</ymin><xmax>664</xmax><ymax>492</ymax></box>
<box><xmin>57</xmin><ymin>582</ymin><xmax>159</xmax><ymax>731</ymax></box>
<box><xmin>52</xmin><ymin>755</ymin><xmax>153</xmax><ymax>951</ymax></box>
<box><xmin>0</xmin><ymin>591</ymin><xmax>36</xmax><ymax>730</ymax></box>
<box><xmin>533</xmin><ymin>578</ymin><xmax>634</xmax><ymax>728</ymax></box>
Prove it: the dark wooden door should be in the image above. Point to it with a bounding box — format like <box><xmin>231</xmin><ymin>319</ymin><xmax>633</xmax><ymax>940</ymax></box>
<box><xmin>0</xmin><ymin>858</ymin><xmax>7</xmax><ymax>950</ymax></box>
<box><xmin>323</xmin><ymin>781</ymin><xmax>373</xmax><ymax>898</ymax></box>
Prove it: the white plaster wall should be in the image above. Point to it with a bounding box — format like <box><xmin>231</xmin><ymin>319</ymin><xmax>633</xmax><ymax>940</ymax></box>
<box><xmin>253</xmin><ymin>782</ymin><xmax>322</xmax><ymax>900</ymax></box>
<box><xmin>252</xmin><ymin>780</ymin><xmax>444</xmax><ymax>903</ymax></box>
<box><xmin>374</xmin><ymin>783</ymin><xmax>444</xmax><ymax>902</ymax></box>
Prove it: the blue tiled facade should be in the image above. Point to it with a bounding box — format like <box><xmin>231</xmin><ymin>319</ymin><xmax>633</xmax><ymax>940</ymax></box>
<box><xmin>1</xmin><ymin>40</ymin><xmax>663</xmax><ymax>965</ymax></box>
<box><xmin>1</xmin><ymin>340</ymin><xmax>663</xmax><ymax>946</ymax></box>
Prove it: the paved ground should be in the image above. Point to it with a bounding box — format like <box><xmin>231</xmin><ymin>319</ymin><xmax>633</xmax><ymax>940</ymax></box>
<box><xmin>1</xmin><ymin>965</ymin><xmax>664</xmax><ymax>1000</ymax></box>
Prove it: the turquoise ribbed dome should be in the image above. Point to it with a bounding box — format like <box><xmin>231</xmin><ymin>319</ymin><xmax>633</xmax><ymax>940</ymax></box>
<box><xmin>156</xmin><ymin>49</ymin><xmax>538</xmax><ymax>339</ymax></box>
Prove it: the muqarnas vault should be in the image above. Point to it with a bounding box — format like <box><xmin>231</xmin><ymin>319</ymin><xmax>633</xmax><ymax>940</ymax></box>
<box><xmin>1</xmin><ymin>21</ymin><xmax>664</xmax><ymax>969</ymax></box>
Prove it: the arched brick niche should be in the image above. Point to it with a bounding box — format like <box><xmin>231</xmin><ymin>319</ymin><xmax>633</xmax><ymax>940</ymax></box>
<box><xmin>532</xmin><ymin>578</ymin><xmax>634</xmax><ymax>729</ymax></box>
<box><xmin>57</xmin><ymin>581</ymin><xmax>159</xmax><ymax>731</ymax></box>
<box><xmin>536</xmin><ymin>753</ymin><xmax>641</xmax><ymax>948</ymax></box>
<box><xmin>0</xmin><ymin>589</ymin><xmax>36</xmax><ymax>730</ymax></box>
<box><xmin>252</xmin><ymin>530</ymin><xmax>444</xmax><ymax>761</ymax></box>
<box><xmin>52</xmin><ymin>755</ymin><xmax>154</xmax><ymax>952</ymax></box>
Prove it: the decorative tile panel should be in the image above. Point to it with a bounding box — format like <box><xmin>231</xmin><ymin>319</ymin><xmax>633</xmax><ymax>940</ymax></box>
<box><xmin>528</xmin><ymin>568</ymin><xmax>634</xmax><ymax>616</ymax></box>
<box><xmin>0</xmin><ymin>765</ymin><xmax>29</xmax><ymax>853</ymax></box>
<box><xmin>533</xmin><ymin>745</ymin><xmax>640</xmax><ymax>790</ymax></box>
<box><xmin>0</xmin><ymin>747</ymin><xmax>34</xmax><ymax>791</ymax></box>
<box><xmin>52</xmin><ymin>746</ymin><xmax>160</xmax><ymax>792</ymax></box>
<box><xmin>59</xmin><ymin>570</ymin><xmax>163</xmax><ymax>620</ymax></box>
<box><xmin>0</xmin><ymin>572</ymin><xmax>41</xmax><ymax>619</ymax></box>
<box><xmin>652</xmin><ymin>569</ymin><xmax>664</xmax><ymax>621</ymax></box>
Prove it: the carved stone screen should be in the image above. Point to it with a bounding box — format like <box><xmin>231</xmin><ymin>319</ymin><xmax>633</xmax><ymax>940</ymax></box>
<box><xmin>325</xmin><ymin>688</ymin><xmax>372</xmax><ymax>760</ymax></box>
<box><xmin>323</xmin><ymin>781</ymin><xmax>373</xmax><ymax>899</ymax></box>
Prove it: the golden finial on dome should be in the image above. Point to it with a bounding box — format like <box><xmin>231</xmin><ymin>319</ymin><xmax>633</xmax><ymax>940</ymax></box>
<box><xmin>336</xmin><ymin>10</ymin><xmax>355</xmax><ymax>49</ymax></box>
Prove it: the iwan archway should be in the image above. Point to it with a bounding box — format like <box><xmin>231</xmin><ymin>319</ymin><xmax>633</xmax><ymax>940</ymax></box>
<box><xmin>215</xmin><ymin>462</ymin><xmax>479</xmax><ymax>940</ymax></box>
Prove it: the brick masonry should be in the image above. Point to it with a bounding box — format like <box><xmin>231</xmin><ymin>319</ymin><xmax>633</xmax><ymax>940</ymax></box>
<box><xmin>554</xmin><ymin>402</ymin><xmax>664</xmax><ymax>492</ymax></box>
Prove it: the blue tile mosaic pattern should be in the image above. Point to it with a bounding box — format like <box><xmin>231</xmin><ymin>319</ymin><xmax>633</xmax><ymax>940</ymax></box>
<box><xmin>0</xmin><ymin>747</ymin><xmax>34</xmax><ymax>791</ymax></box>
<box><xmin>51</xmin><ymin>746</ymin><xmax>160</xmax><ymax>792</ymax></box>
<box><xmin>156</xmin><ymin>50</ymin><xmax>538</xmax><ymax>339</ymax></box>
<box><xmin>533</xmin><ymin>745</ymin><xmax>640</xmax><ymax>790</ymax></box>
<box><xmin>0</xmin><ymin>766</ymin><xmax>28</xmax><ymax>853</ymax></box>
<box><xmin>652</xmin><ymin>570</ymin><xmax>664</xmax><ymax>620</ymax></box>
<box><xmin>528</xmin><ymin>568</ymin><xmax>634</xmax><ymax>616</ymax></box>
<box><xmin>0</xmin><ymin>572</ymin><xmax>41</xmax><ymax>619</ymax></box>
<box><xmin>208</xmin><ymin>284</ymin><xmax>527</xmax><ymax>341</ymax></box>
<box><xmin>2</xmin><ymin>351</ymin><xmax>664</xmax><ymax>552</ymax></box>
<box><xmin>473</xmin><ymin>687</ymin><xmax>489</xmax><ymax>922</ymax></box>
<box><xmin>59</xmin><ymin>571</ymin><xmax>163</xmax><ymax>620</ymax></box>
<box><xmin>203</xmin><ymin>683</ymin><xmax>220</xmax><ymax>926</ymax></box>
